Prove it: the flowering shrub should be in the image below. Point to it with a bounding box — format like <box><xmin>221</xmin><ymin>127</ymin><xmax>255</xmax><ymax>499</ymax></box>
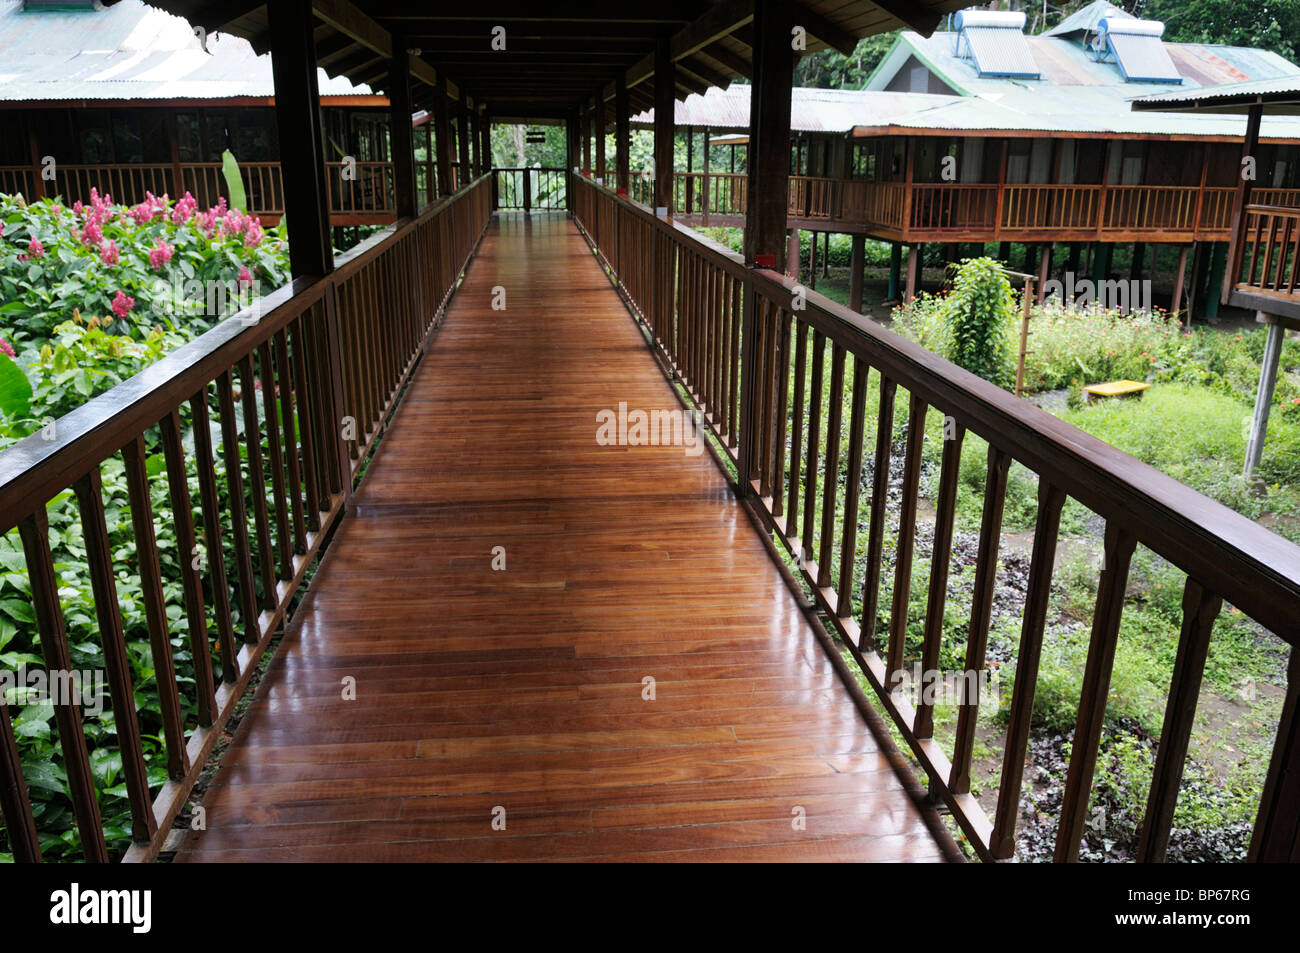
<box><xmin>0</xmin><ymin>190</ymin><xmax>290</xmax><ymax>442</ymax></box>
<box><xmin>0</xmin><ymin>189</ymin><xmax>288</xmax><ymax>346</ymax></box>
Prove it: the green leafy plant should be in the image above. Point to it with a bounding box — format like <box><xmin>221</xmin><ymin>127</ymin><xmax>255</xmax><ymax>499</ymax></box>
<box><xmin>940</xmin><ymin>257</ymin><xmax>1016</xmax><ymax>389</ymax></box>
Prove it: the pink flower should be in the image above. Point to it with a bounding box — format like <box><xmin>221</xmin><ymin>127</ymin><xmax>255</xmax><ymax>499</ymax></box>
<box><xmin>80</xmin><ymin>219</ymin><xmax>103</xmax><ymax>247</ymax></box>
<box><xmin>27</xmin><ymin>237</ymin><xmax>44</xmax><ymax>258</ymax></box>
<box><xmin>172</xmin><ymin>192</ymin><xmax>198</xmax><ymax>225</ymax></box>
<box><xmin>0</xmin><ymin>338</ymin><xmax>13</xmax><ymax>358</ymax></box>
<box><xmin>237</xmin><ymin>265</ymin><xmax>254</xmax><ymax>288</ymax></box>
<box><xmin>149</xmin><ymin>239</ymin><xmax>174</xmax><ymax>270</ymax></box>
<box><xmin>244</xmin><ymin>219</ymin><xmax>264</xmax><ymax>248</ymax></box>
<box><xmin>100</xmin><ymin>241</ymin><xmax>120</xmax><ymax>265</ymax></box>
<box><xmin>111</xmin><ymin>290</ymin><xmax>134</xmax><ymax>318</ymax></box>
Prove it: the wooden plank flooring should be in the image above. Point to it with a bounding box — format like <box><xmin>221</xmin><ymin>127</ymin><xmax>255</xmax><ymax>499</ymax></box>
<box><xmin>173</xmin><ymin>212</ymin><xmax>956</xmax><ymax>863</ymax></box>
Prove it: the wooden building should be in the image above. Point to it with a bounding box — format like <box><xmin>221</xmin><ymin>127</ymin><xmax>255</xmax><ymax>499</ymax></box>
<box><xmin>626</xmin><ymin>2</ymin><xmax>1300</xmax><ymax>313</ymax></box>
<box><xmin>0</xmin><ymin>0</ymin><xmax>1297</xmax><ymax>867</ymax></box>
<box><xmin>0</xmin><ymin>0</ymin><xmax>480</xmax><ymax>225</ymax></box>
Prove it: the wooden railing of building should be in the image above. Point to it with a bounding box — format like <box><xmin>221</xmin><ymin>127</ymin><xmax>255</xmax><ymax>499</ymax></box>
<box><xmin>493</xmin><ymin>168</ymin><xmax>568</xmax><ymax>212</ymax></box>
<box><xmin>0</xmin><ymin>175</ymin><xmax>492</xmax><ymax>863</ymax></box>
<box><xmin>569</xmin><ymin>172</ymin><xmax>1300</xmax><ymax>862</ymax></box>
<box><xmin>628</xmin><ymin>171</ymin><xmax>1300</xmax><ymax>242</ymax></box>
<box><xmin>1236</xmin><ymin>204</ymin><xmax>1300</xmax><ymax>300</ymax></box>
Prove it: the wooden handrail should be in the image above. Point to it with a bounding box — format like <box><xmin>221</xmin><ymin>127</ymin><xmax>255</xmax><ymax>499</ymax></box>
<box><xmin>0</xmin><ymin>175</ymin><xmax>494</xmax><ymax>862</ymax></box>
<box><xmin>569</xmin><ymin>171</ymin><xmax>1300</xmax><ymax>863</ymax></box>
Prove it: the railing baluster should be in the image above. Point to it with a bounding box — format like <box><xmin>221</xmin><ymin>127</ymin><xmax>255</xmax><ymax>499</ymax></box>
<box><xmin>275</xmin><ymin>330</ymin><xmax>309</xmax><ymax>552</ymax></box>
<box><xmin>800</xmin><ymin>330</ymin><xmax>826</xmax><ymax>561</ymax></box>
<box><xmin>817</xmin><ymin>344</ymin><xmax>846</xmax><ymax>591</ymax></box>
<box><xmin>914</xmin><ymin>418</ymin><xmax>965</xmax><ymax>739</ymax></box>
<box><xmin>238</xmin><ymin>356</ymin><xmax>278</xmax><ymax>613</ymax></box>
<box><xmin>258</xmin><ymin>342</ymin><xmax>294</xmax><ymax>580</ymax></box>
<box><xmin>216</xmin><ymin>372</ymin><xmax>262</xmax><ymax>644</ymax></box>
<box><xmin>0</xmin><ymin>695</ymin><xmax>41</xmax><ymax>861</ymax></box>
<box><xmin>18</xmin><ymin>509</ymin><xmax>108</xmax><ymax>862</ymax></box>
<box><xmin>991</xmin><ymin>480</ymin><xmax>1065</xmax><ymax>858</ymax></box>
<box><xmin>770</xmin><ymin>308</ymin><xmax>792</xmax><ymax>517</ymax></box>
<box><xmin>1054</xmin><ymin>521</ymin><xmax>1138</xmax><ymax>862</ymax></box>
<box><xmin>188</xmin><ymin>392</ymin><xmax>239</xmax><ymax>684</ymax></box>
<box><xmin>885</xmin><ymin>393</ymin><xmax>927</xmax><ymax>689</ymax></box>
<box><xmin>836</xmin><ymin>357</ymin><xmax>868</xmax><ymax>614</ymax></box>
<box><xmin>122</xmin><ymin>435</ymin><xmax>189</xmax><ymax>780</ymax></box>
<box><xmin>785</xmin><ymin>322</ymin><xmax>808</xmax><ymax>539</ymax></box>
<box><xmin>1137</xmin><ymin>577</ymin><xmax>1221</xmax><ymax>861</ymax></box>
<box><xmin>950</xmin><ymin>446</ymin><xmax>1011</xmax><ymax>794</ymax></box>
<box><xmin>860</xmin><ymin>376</ymin><xmax>896</xmax><ymax>652</ymax></box>
<box><xmin>73</xmin><ymin>468</ymin><xmax>157</xmax><ymax>845</ymax></box>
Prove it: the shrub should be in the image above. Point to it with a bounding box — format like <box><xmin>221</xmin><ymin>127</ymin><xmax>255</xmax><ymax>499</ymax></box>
<box><xmin>943</xmin><ymin>257</ymin><xmax>1017</xmax><ymax>388</ymax></box>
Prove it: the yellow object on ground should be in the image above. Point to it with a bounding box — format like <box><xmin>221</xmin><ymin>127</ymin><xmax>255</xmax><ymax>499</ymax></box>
<box><xmin>1082</xmin><ymin>380</ymin><xmax>1151</xmax><ymax>403</ymax></box>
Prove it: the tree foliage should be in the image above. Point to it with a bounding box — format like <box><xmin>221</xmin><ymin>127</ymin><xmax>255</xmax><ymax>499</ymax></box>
<box><xmin>943</xmin><ymin>257</ymin><xmax>1018</xmax><ymax>389</ymax></box>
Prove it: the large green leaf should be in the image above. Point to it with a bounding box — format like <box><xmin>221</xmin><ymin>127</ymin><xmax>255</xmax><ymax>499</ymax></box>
<box><xmin>221</xmin><ymin>149</ymin><xmax>248</xmax><ymax>213</ymax></box>
<box><xmin>0</xmin><ymin>353</ymin><xmax>32</xmax><ymax>419</ymax></box>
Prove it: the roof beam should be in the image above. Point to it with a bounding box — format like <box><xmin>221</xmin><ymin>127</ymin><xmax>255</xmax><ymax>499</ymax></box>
<box><xmin>187</xmin><ymin>0</ymin><xmax>265</xmax><ymax>32</ymax></box>
<box><xmin>311</xmin><ymin>0</ymin><xmax>446</xmax><ymax>94</ymax></box>
<box><xmin>792</xmin><ymin>2</ymin><xmax>858</xmax><ymax>57</ymax></box>
<box><xmin>861</xmin><ymin>0</ymin><xmax>943</xmax><ymax>35</ymax></box>
<box><xmin>616</xmin><ymin>0</ymin><xmax>754</xmax><ymax>96</ymax></box>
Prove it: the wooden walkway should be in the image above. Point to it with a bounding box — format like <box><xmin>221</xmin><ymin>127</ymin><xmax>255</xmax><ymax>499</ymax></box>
<box><xmin>173</xmin><ymin>213</ymin><xmax>956</xmax><ymax>862</ymax></box>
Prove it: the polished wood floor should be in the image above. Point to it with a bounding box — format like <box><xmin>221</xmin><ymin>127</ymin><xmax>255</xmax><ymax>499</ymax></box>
<box><xmin>173</xmin><ymin>213</ymin><xmax>956</xmax><ymax>862</ymax></box>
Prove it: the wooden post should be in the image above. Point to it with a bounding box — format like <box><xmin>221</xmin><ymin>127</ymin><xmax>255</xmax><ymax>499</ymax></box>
<box><xmin>166</xmin><ymin>113</ymin><xmax>184</xmax><ymax>200</ymax></box>
<box><xmin>993</xmin><ymin>139</ymin><xmax>1008</xmax><ymax>240</ymax></box>
<box><xmin>786</xmin><ymin>228</ymin><xmax>800</xmax><ymax>277</ymax></box>
<box><xmin>905</xmin><ymin>244</ymin><xmax>920</xmax><ymax>302</ymax></box>
<box><xmin>1206</xmin><ymin>242</ymin><xmax>1227</xmax><ymax>320</ymax></box>
<box><xmin>849</xmin><ymin>233</ymin><xmax>865</xmax><ymax>313</ymax></box>
<box><xmin>808</xmin><ymin>229</ymin><xmax>817</xmax><ymax>289</ymax></box>
<box><xmin>1131</xmin><ymin>241</ymin><xmax>1146</xmax><ymax>282</ymax></box>
<box><xmin>595</xmin><ymin>93</ymin><xmax>607</xmax><ymax>184</ymax></box>
<box><xmin>1037</xmin><ymin>243</ymin><xmax>1052</xmax><ymax>306</ymax></box>
<box><xmin>1016</xmin><ymin>277</ymin><xmax>1034</xmax><ymax>397</ymax></box>
<box><xmin>27</xmin><ymin>119</ymin><xmax>45</xmax><ymax>201</ymax></box>
<box><xmin>887</xmin><ymin>241</ymin><xmax>901</xmax><ymax>300</ymax></box>
<box><xmin>1172</xmin><ymin>244</ymin><xmax>1190</xmax><ymax>324</ymax></box>
<box><xmin>653</xmin><ymin>37</ymin><xmax>674</xmax><ymax>213</ymax></box>
<box><xmin>701</xmin><ymin>124</ymin><xmax>710</xmax><ymax>220</ymax></box>
<box><xmin>1226</xmin><ymin>104</ymin><xmax>1263</xmax><ymax>305</ymax></box>
<box><xmin>742</xmin><ymin>0</ymin><xmax>794</xmax><ymax>265</ymax></box>
<box><xmin>388</xmin><ymin>50</ymin><xmax>417</xmax><ymax>219</ymax></box>
<box><xmin>822</xmin><ymin>232</ymin><xmax>830</xmax><ymax>277</ymax></box>
<box><xmin>469</xmin><ymin>100</ymin><xmax>481</xmax><ymax>179</ymax></box>
<box><xmin>685</xmin><ymin>124</ymin><xmax>694</xmax><ymax>213</ymax></box>
<box><xmin>615</xmin><ymin>75</ymin><xmax>630</xmax><ymax>193</ymax></box>
<box><xmin>456</xmin><ymin>99</ymin><xmax>471</xmax><ymax>189</ymax></box>
<box><xmin>433</xmin><ymin>72</ymin><xmax>454</xmax><ymax>198</ymax></box>
<box><xmin>480</xmin><ymin>108</ymin><xmax>491</xmax><ymax>175</ymax></box>
<box><xmin>582</xmin><ymin>102</ymin><xmax>592</xmax><ymax>174</ymax></box>
<box><xmin>268</xmin><ymin>0</ymin><xmax>331</xmax><ymax>277</ymax></box>
<box><xmin>1244</xmin><ymin>313</ymin><xmax>1285</xmax><ymax>479</ymax></box>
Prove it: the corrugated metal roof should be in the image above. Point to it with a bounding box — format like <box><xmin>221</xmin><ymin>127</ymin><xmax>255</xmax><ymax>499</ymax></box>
<box><xmin>631</xmin><ymin>85</ymin><xmax>961</xmax><ymax>132</ymax></box>
<box><xmin>0</xmin><ymin>0</ymin><xmax>376</xmax><ymax>101</ymax></box>
<box><xmin>633</xmin><ymin>72</ymin><xmax>1300</xmax><ymax>141</ymax></box>
<box><xmin>1134</xmin><ymin>75</ymin><xmax>1300</xmax><ymax>110</ymax></box>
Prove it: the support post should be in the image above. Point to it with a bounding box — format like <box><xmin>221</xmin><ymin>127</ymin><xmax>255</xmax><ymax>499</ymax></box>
<box><xmin>905</xmin><ymin>244</ymin><xmax>920</xmax><ymax>302</ymax></box>
<box><xmin>456</xmin><ymin>99</ymin><xmax>471</xmax><ymax>189</ymax></box>
<box><xmin>1037</xmin><ymin>243</ymin><xmax>1052</xmax><ymax>306</ymax></box>
<box><xmin>808</xmin><ymin>229</ymin><xmax>817</xmax><ymax>289</ymax></box>
<box><xmin>1206</xmin><ymin>242</ymin><xmax>1227</xmax><ymax>320</ymax></box>
<box><xmin>1172</xmin><ymin>244</ymin><xmax>1189</xmax><ymax>324</ymax></box>
<box><xmin>615</xmin><ymin>75</ymin><xmax>630</xmax><ymax>194</ymax></box>
<box><xmin>786</xmin><ymin>229</ymin><xmax>800</xmax><ymax>277</ymax></box>
<box><xmin>433</xmin><ymin>72</ymin><xmax>454</xmax><ymax>198</ymax></box>
<box><xmin>480</xmin><ymin>109</ymin><xmax>491</xmax><ymax>175</ymax></box>
<box><xmin>583</xmin><ymin>102</ymin><xmax>592</xmax><ymax>174</ymax></box>
<box><xmin>653</xmin><ymin>38</ymin><xmax>674</xmax><ymax>213</ymax></box>
<box><xmin>1244</xmin><ymin>313</ymin><xmax>1284</xmax><ymax>479</ymax></box>
<box><xmin>595</xmin><ymin>93</ymin><xmax>606</xmax><ymax>184</ymax></box>
<box><xmin>469</xmin><ymin>101</ymin><xmax>481</xmax><ymax>179</ymax></box>
<box><xmin>742</xmin><ymin>0</ymin><xmax>794</xmax><ymax>265</ymax></box>
<box><xmin>887</xmin><ymin>241</ymin><xmax>901</xmax><ymax>301</ymax></box>
<box><xmin>388</xmin><ymin>49</ymin><xmax>417</xmax><ymax>219</ymax></box>
<box><xmin>849</xmin><ymin>233</ymin><xmax>865</xmax><ymax>313</ymax></box>
<box><xmin>268</xmin><ymin>0</ymin><xmax>331</xmax><ymax>278</ymax></box>
<box><xmin>1226</xmin><ymin>104</ymin><xmax>1263</xmax><ymax>305</ymax></box>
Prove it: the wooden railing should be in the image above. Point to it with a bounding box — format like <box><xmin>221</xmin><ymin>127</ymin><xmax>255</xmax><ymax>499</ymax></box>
<box><xmin>570</xmin><ymin>172</ymin><xmax>1300</xmax><ymax>863</ymax></box>
<box><xmin>1236</xmin><ymin>204</ymin><xmax>1300</xmax><ymax>299</ymax></box>
<box><xmin>493</xmin><ymin>167</ymin><xmax>567</xmax><ymax>212</ymax></box>
<box><xmin>0</xmin><ymin>161</ymin><xmax>420</xmax><ymax>225</ymax></box>
<box><xmin>0</xmin><ymin>175</ymin><xmax>492</xmax><ymax>862</ymax></box>
<box><xmin>630</xmin><ymin>172</ymin><xmax>1297</xmax><ymax>241</ymax></box>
